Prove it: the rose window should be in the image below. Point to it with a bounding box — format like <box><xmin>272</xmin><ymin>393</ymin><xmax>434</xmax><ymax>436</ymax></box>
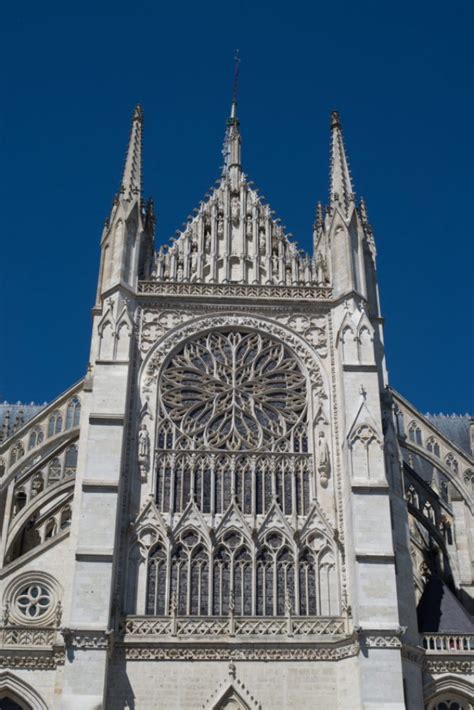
<box><xmin>16</xmin><ymin>584</ymin><xmax>51</xmax><ymax>619</ymax></box>
<box><xmin>160</xmin><ymin>330</ymin><xmax>307</xmax><ymax>450</ymax></box>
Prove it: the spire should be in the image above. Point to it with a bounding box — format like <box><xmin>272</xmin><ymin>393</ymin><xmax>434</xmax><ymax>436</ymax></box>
<box><xmin>329</xmin><ymin>111</ymin><xmax>354</xmax><ymax>215</ymax></box>
<box><xmin>120</xmin><ymin>105</ymin><xmax>143</xmax><ymax>200</ymax></box>
<box><xmin>222</xmin><ymin>52</ymin><xmax>241</xmax><ymax>177</ymax></box>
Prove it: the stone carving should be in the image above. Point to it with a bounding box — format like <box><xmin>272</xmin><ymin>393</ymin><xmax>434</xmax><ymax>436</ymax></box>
<box><xmin>123</xmin><ymin>615</ymin><xmax>346</xmax><ymax>638</ymax></box>
<box><xmin>160</xmin><ymin>330</ymin><xmax>307</xmax><ymax>451</ymax></box>
<box><xmin>317</xmin><ymin>431</ymin><xmax>331</xmax><ymax>487</ymax></box>
<box><xmin>423</xmin><ymin>659</ymin><xmax>474</xmax><ymax>674</ymax></box>
<box><xmin>121</xmin><ymin>642</ymin><xmax>360</xmax><ymax>661</ymax></box>
<box><xmin>138</xmin><ymin>424</ymin><xmax>150</xmax><ymax>480</ymax></box>
<box><xmin>138</xmin><ymin>281</ymin><xmax>332</xmax><ymax>300</ymax></box>
<box><xmin>61</xmin><ymin>628</ymin><xmax>111</xmax><ymax>650</ymax></box>
<box><xmin>143</xmin><ymin>315</ymin><xmax>328</xmax><ymax>398</ymax></box>
<box><xmin>0</xmin><ymin>652</ymin><xmax>65</xmax><ymax>669</ymax></box>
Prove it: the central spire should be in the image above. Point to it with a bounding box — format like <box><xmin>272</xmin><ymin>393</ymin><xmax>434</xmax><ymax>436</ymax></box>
<box><xmin>222</xmin><ymin>51</ymin><xmax>241</xmax><ymax>180</ymax></box>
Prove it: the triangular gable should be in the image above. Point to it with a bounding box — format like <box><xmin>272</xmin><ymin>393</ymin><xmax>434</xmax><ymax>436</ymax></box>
<box><xmin>172</xmin><ymin>500</ymin><xmax>211</xmax><ymax>545</ymax></box>
<box><xmin>347</xmin><ymin>394</ymin><xmax>383</xmax><ymax>445</ymax></box>
<box><xmin>257</xmin><ymin>501</ymin><xmax>295</xmax><ymax>546</ymax></box>
<box><xmin>215</xmin><ymin>501</ymin><xmax>253</xmax><ymax>544</ymax></box>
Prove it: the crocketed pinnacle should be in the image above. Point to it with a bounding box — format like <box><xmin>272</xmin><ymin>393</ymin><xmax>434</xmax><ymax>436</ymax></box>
<box><xmin>120</xmin><ymin>104</ymin><xmax>143</xmax><ymax>200</ymax></box>
<box><xmin>330</xmin><ymin>110</ymin><xmax>354</xmax><ymax>215</ymax></box>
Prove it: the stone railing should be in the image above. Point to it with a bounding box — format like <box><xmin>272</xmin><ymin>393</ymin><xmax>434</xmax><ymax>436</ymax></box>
<box><xmin>138</xmin><ymin>281</ymin><xmax>332</xmax><ymax>301</ymax></box>
<box><xmin>0</xmin><ymin>625</ymin><xmax>59</xmax><ymax>647</ymax></box>
<box><xmin>423</xmin><ymin>634</ymin><xmax>474</xmax><ymax>653</ymax></box>
<box><xmin>123</xmin><ymin>615</ymin><xmax>347</xmax><ymax>638</ymax></box>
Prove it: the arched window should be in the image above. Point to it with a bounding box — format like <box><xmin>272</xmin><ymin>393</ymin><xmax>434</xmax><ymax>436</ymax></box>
<box><xmin>13</xmin><ymin>489</ymin><xmax>27</xmax><ymax>516</ymax></box>
<box><xmin>65</xmin><ymin>397</ymin><xmax>81</xmax><ymax>429</ymax></box>
<box><xmin>256</xmin><ymin>532</ymin><xmax>294</xmax><ymax>616</ymax></box>
<box><xmin>155</xmin><ymin>330</ymin><xmax>309</xmax><ymax>518</ymax></box>
<box><xmin>10</xmin><ymin>442</ymin><xmax>25</xmax><ymax>466</ymax></box>
<box><xmin>406</xmin><ymin>485</ymin><xmax>419</xmax><ymax>508</ymax></box>
<box><xmin>429</xmin><ymin>696</ymin><xmax>470</xmax><ymax>710</ymax></box>
<box><xmin>146</xmin><ymin>543</ymin><xmax>167</xmax><ymax>615</ymax></box>
<box><xmin>408</xmin><ymin>422</ymin><xmax>422</xmax><ymax>446</ymax></box>
<box><xmin>299</xmin><ymin>547</ymin><xmax>317</xmax><ymax>615</ymax></box>
<box><xmin>170</xmin><ymin>530</ymin><xmax>209</xmax><ymax>616</ymax></box>
<box><xmin>64</xmin><ymin>445</ymin><xmax>78</xmax><ymax>476</ymax></box>
<box><xmin>0</xmin><ymin>457</ymin><xmax>5</xmax><ymax>477</ymax></box>
<box><xmin>48</xmin><ymin>411</ymin><xmax>62</xmax><ymax>437</ymax></box>
<box><xmin>423</xmin><ymin>502</ymin><xmax>436</xmax><ymax>525</ymax></box>
<box><xmin>28</xmin><ymin>426</ymin><xmax>44</xmax><ymax>450</ymax></box>
<box><xmin>427</xmin><ymin>437</ymin><xmax>440</xmax><ymax>457</ymax></box>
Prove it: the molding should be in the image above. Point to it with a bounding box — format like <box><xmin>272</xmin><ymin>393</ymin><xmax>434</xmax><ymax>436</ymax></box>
<box><xmin>61</xmin><ymin>628</ymin><xmax>111</xmax><ymax>650</ymax></box>
<box><xmin>0</xmin><ymin>670</ymin><xmax>49</xmax><ymax>709</ymax></box>
<box><xmin>351</xmin><ymin>481</ymin><xmax>390</xmax><ymax>493</ymax></box>
<box><xmin>0</xmin><ymin>649</ymin><xmax>64</xmax><ymax>669</ymax></box>
<box><xmin>355</xmin><ymin>552</ymin><xmax>395</xmax><ymax>561</ymax></box>
<box><xmin>75</xmin><ymin>549</ymin><xmax>114</xmax><ymax>561</ymax></box>
<box><xmin>423</xmin><ymin>658</ymin><xmax>474</xmax><ymax>674</ymax></box>
<box><xmin>138</xmin><ymin>281</ymin><xmax>332</xmax><ymax>302</ymax></box>
<box><xmin>88</xmin><ymin>414</ymin><xmax>124</xmax><ymax>425</ymax></box>
<box><xmin>82</xmin><ymin>480</ymin><xmax>119</xmax><ymax>492</ymax></box>
<box><xmin>118</xmin><ymin>641</ymin><xmax>360</xmax><ymax>662</ymax></box>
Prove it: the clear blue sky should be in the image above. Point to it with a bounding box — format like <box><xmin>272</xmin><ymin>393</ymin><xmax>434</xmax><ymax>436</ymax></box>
<box><xmin>2</xmin><ymin>0</ymin><xmax>473</xmax><ymax>414</ymax></box>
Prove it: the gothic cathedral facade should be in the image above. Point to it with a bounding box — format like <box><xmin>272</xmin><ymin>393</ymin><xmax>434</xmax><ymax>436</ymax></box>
<box><xmin>0</xmin><ymin>102</ymin><xmax>473</xmax><ymax>709</ymax></box>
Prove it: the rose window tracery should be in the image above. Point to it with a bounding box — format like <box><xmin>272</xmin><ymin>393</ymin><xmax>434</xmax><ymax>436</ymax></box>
<box><xmin>145</xmin><ymin>327</ymin><xmax>340</xmax><ymax>619</ymax></box>
<box><xmin>160</xmin><ymin>330</ymin><xmax>307</xmax><ymax>451</ymax></box>
<box><xmin>16</xmin><ymin>584</ymin><xmax>51</xmax><ymax>619</ymax></box>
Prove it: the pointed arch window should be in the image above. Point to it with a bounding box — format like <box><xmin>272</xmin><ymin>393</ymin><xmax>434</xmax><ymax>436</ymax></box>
<box><xmin>408</xmin><ymin>422</ymin><xmax>422</xmax><ymax>446</ymax></box>
<box><xmin>65</xmin><ymin>397</ymin><xmax>81</xmax><ymax>429</ymax></box>
<box><xmin>169</xmin><ymin>530</ymin><xmax>210</xmax><ymax>616</ymax></box>
<box><xmin>10</xmin><ymin>442</ymin><xmax>25</xmax><ymax>466</ymax></box>
<box><xmin>154</xmin><ymin>330</ymin><xmax>310</xmax><ymax>517</ymax></box>
<box><xmin>64</xmin><ymin>445</ymin><xmax>78</xmax><ymax>476</ymax></box>
<box><xmin>28</xmin><ymin>426</ymin><xmax>44</xmax><ymax>450</ymax></box>
<box><xmin>426</xmin><ymin>437</ymin><xmax>440</xmax><ymax>457</ymax></box>
<box><xmin>256</xmin><ymin>532</ymin><xmax>295</xmax><ymax>616</ymax></box>
<box><xmin>48</xmin><ymin>411</ymin><xmax>62</xmax><ymax>437</ymax></box>
<box><xmin>146</xmin><ymin>542</ymin><xmax>167</xmax><ymax>615</ymax></box>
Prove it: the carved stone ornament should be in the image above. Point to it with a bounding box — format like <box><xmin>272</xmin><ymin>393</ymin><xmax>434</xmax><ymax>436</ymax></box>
<box><xmin>317</xmin><ymin>430</ymin><xmax>331</xmax><ymax>487</ymax></box>
<box><xmin>142</xmin><ymin>314</ymin><xmax>328</xmax><ymax>399</ymax></box>
<box><xmin>61</xmin><ymin>628</ymin><xmax>111</xmax><ymax>650</ymax></box>
<box><xmin>423</xmin><ymin>658</ymin><xmax>474</xmax><ymax>674</ymax></box>
<box><xmin>0</xmin><ymin>651</ymin><xmax>65</xmax><ymax>669</ymax></box>
<box><xmin>119</xmin><ymin>641</ymin><xmax>360</xmax><ymax>662</ymax></box>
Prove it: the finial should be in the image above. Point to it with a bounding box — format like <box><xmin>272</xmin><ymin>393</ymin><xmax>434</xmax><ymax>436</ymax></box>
<box><xmin>329</xmin><ymin>109</ymin><xmax>354</xmax><ymax>215</ymax></box>
<box><xmin>330</xmin><ymin>110</ymin><xmax>341</xmax><ymax>130</ymax></box>
<box><xmin>120</xmin><ymin>104</ymin><xmax>143</xmax><ymax>200</ymax></box>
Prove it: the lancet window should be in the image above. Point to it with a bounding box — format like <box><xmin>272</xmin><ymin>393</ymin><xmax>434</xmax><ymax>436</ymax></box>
<box><xmin>48</xmin><ymin>411</ymin><xmax>63</xmax><ymax>437</ymax></box>
<box><xmin>65</xmin><ymin>397</ymin><xmax>81</xmax><ymax>429</ymax></box>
